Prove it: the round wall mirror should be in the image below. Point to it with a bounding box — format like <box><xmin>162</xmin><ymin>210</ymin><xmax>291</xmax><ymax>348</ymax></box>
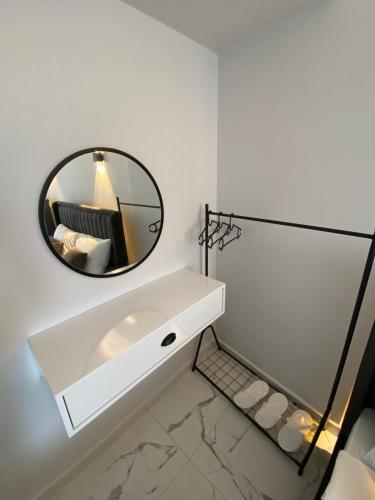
<box><xmin>39</xmin><ymin>147</ymin><xmax>163</xmax><ymax>277</ymax></box>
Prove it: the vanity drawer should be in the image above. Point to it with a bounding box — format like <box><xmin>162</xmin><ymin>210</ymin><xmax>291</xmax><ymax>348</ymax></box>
<box><xmin>62</xmin><ymin>322</ymin><xmax>184</xmax><ymax>429</ymax></box>
<box><xmin>62</xmin><ymin>288</ymin><xmax>224</xmax><ymax>431</ymax></box>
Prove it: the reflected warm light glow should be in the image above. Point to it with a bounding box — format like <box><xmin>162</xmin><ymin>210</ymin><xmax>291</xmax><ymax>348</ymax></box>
<box><xmin>86</xmin><ymin>309</ymin><xmax>168</xmax><ymax>370</ymax></box>
<box><xmin>79</xmin><ymin>204</ymin><xmax>100</xmax><ymax>209</ymax></box>
<box><xmin>96</xmin><ymin>315</ymin><xmax>138</xmax><ymax>360</ymax></box>
<box><xmin>288</xmin><ymin>410</ymin><xmax>313</xmax><ymax>431</ymax></box>
<box><xmin>304</xmin><ymin>426</ymin><xmax>337</xmax><ymax>454</ymax></box>
<box><xmin>124</xmin><ymin>315</ymin><xmax>137</xmax><ymax>325</ymax></box>
<box><xmin>97</xmin><ymin>329</ymin><xmax>131</xmax><ymax>360</ymax></box>
<box><xmin>96</xmin><ymin>161</ymin><xmax>106</xmax><ymax>175</ymax></box>
<box><xmin>94</xmin><ymin>161</ymin><xmax>117</xmax><ymax>210</ymax></box>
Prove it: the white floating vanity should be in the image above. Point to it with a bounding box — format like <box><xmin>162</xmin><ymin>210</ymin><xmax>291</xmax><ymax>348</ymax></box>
<box><xmin>28</xmin><ymin>269</ymin><xmax>225</xmax><ymax>436</ymax></box>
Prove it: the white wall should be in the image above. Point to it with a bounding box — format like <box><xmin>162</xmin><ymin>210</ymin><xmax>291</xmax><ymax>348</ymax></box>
<box><xmin>0</xmin><ymin>1</ymin><xmax>217</xmax><ymax>498</ymax></box>
<box><xmin>217</xmin><ymin>0</ymin><xmax>375</xmax><ymax>424</ymax></box>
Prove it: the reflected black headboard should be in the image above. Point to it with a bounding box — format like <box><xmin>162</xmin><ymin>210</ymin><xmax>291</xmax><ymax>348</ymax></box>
<box><xmin>52</xmin><ymin>201</ymin><xmax>128</xmax><ymax>269</ymax></box>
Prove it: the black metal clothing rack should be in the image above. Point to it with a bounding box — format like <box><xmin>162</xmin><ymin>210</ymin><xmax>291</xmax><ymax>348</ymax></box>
<box><xmin>116</xmin><ymin>196</ymin><xmax>162</xmax><ymax>234</ymax></box>
<box><xmin>193</xmin><ymin>203</ymin><xmax>375</xmax><ymax>475</ymax></box>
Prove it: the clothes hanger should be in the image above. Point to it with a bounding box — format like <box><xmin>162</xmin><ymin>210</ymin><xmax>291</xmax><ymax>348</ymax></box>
<box><xmin>208</xmin><ymin>214</ymin><xmax>231</xmax><ymax>248</ymax></box>
<box><xmin>148</xmin><ymin>220</ymin><xmax>161</xmax><ymax>233</ymax></box>
<box><xmin>199</xmin><ymin>212</ymin><xmax>222</xmax><ymax>246</ymax></box>
<box><xmin>199</xmin><ymin>211</ymin><xmax>242</xmax><ymax>250</ymax></box>
<box><xmin>218</xmin><ymin>223</ymin><xmax>242</xmax><ymax>251</ymax></box>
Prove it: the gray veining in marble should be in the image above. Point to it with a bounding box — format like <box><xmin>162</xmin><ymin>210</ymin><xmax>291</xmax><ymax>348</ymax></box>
<box><xmin>191</xmin><ymin>403</ymin><xmax>329</xmax><ymax>500</ymax></box>
<box><xmin>192</xmin><ymin>409</ymin><xmax>267</xmax><ymax>500</ymax></box>
<box><xmin>56</xmin><ymin>415</ymin><xmax>187</xmax><ymax>500</ymax></box>
<box><xmin>159</xmin><ymin>460</ymin><xmax>226</xmax><ymax>500</ymax></box>
<box><xmin>102</xmin><ymin>440</ymin><xmax>179</xmax><ymax>500</ymax></box>
<box><xmin>54</xmin><ymin>371</ymin><xmax>332</xmax><ymax>500</ymax></box>
<box><xmin>150</xmin><ymin>370</ymin><xmax>229</xmax><ymax>457</ymax></box>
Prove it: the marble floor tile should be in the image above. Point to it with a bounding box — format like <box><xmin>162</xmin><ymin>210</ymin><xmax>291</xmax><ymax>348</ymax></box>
<box><xmin>56</xmin><ymin>414</ymin><xmax>187</xmax><ymax>500</ymax></box>
<box><xmin>191</xmin><ymin>408</ymin><xmax>265</xmax><ymax>500</ymax></box>
<box><xmin>159</xmin><ymin>460</ymin><xmax>226</xmax><ymax>500</ymax></box>
<box><xmin>149</xmin><ymin>371</ymin><xmax>229</xmax><ymax>457</ymax></box>
<box><xmin>53</xmin><ymin>371</ymin><xmax>332</xmax><ymax>500</ymax></box>
<box><xmin>191</xmin><ymin>405</ymin><xmax>330</xmax><ymax>500</ymax></box>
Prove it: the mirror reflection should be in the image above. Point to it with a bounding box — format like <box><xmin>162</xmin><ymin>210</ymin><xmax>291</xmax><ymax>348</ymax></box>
<box><xmin>41</xmin><ymin>149</ymin><xmax>163</xmax><ymax>277</ymax></box>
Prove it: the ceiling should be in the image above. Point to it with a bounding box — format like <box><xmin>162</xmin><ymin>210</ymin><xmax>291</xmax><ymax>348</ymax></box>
<box><xmin>121</xmin><ymin>0</ymin><xmax>313</xmax><ymax>51</ymax></box>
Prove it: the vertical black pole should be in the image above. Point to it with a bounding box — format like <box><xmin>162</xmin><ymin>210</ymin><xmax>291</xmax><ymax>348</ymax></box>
<box><xmin>116</xmin><ymin>196</ymin><xmax>121</xmax><ymax>213</ymax></box>
<box><xmin>299</xmin><ymin>230</ymin><xmax>375</xmax><ymax>475</ymax></box>
<box><xmin>205</xmin><ymin>203</ymin><xmax>209</xmax><ymax>277</ymax></box>
<box><xmin>193</xmin><ymin>203</ymin><xmax>210</xmax><ymax>371</ymax></box>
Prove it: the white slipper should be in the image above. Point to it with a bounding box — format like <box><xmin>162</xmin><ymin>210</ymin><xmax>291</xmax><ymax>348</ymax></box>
<box><xmin>233</xmin><ymin>380</ymin><xmax>269</xmax><ymax>409</ymax></box>
<box><xmin>277</xmin><ymin>410</ymin><xmax>312</xmax><ymax>452</ymax></box>
<box><xmin>255</xmin><ymin>393</ymin><xmax>289</xmax><ymax>429</ymax></box>
<box><xmin>278</xmin><ymin>425</ymin><xmax>303</xmax><ymax>452</ymax></box>
<box><xmin>287</xmin><ymin>410</ymin><xmax>313</xmax><ymax>432</ymax></box>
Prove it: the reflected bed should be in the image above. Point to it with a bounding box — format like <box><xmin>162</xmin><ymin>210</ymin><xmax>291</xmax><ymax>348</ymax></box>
<box><xmin>45</xmin><ymin>200</ymin><xmax>128</xmax><ymax>271</ymax></box>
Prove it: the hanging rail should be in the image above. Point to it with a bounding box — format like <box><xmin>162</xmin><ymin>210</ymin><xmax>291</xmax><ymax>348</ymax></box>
<box><xmin>116</xmin><ymin>196</ymin><xmax>162</xmax><ymax>233</ymax></box>
<box><xmin>208</xmin><ymin>209</ymin><xmax>373</xmax><ymax>240</ymax></box>
<box><xmin>116</xmin><ymin>196</ymin><xmax>161</xmax><ymax>211</ymax></box>
<box><xmin>195</xmin><ymin>203</ymin><xmax>375</xmax><ymax>475</ymax></box>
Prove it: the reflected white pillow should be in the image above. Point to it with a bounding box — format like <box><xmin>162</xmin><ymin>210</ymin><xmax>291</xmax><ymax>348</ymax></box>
<box><xmin>53</xmin><ymin>224</ymin><xmax>80</xmax><ymax>251</ymax></box>
<box><xmin>323</xmin><ymin>451</ymin><xmax>375</xmax><ymax>500</ymax></box>
<box><xmin>76</xmin><ymin>235</ymin><xmax>111</xmax><ymax>274</ymax></box>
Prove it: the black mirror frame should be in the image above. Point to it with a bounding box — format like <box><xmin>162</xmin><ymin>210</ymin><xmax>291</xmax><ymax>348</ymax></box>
<box><xmin>38</xmin><ymin>147</ymin><xmax>164</xmax><ymax>278</ymax></box>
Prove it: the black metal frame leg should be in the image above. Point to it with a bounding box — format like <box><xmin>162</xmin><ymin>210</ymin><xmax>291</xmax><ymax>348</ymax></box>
<box><xmin>192</xmin><ymin>325</ymin><xmax>221</xmax><ymax>371</ymax></box>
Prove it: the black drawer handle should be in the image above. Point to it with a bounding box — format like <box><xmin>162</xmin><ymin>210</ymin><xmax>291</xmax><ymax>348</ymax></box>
<box><xmin>161</xmin><ymin>332</ymin><xmax>176</xmax><ymax>347</ymax></box>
